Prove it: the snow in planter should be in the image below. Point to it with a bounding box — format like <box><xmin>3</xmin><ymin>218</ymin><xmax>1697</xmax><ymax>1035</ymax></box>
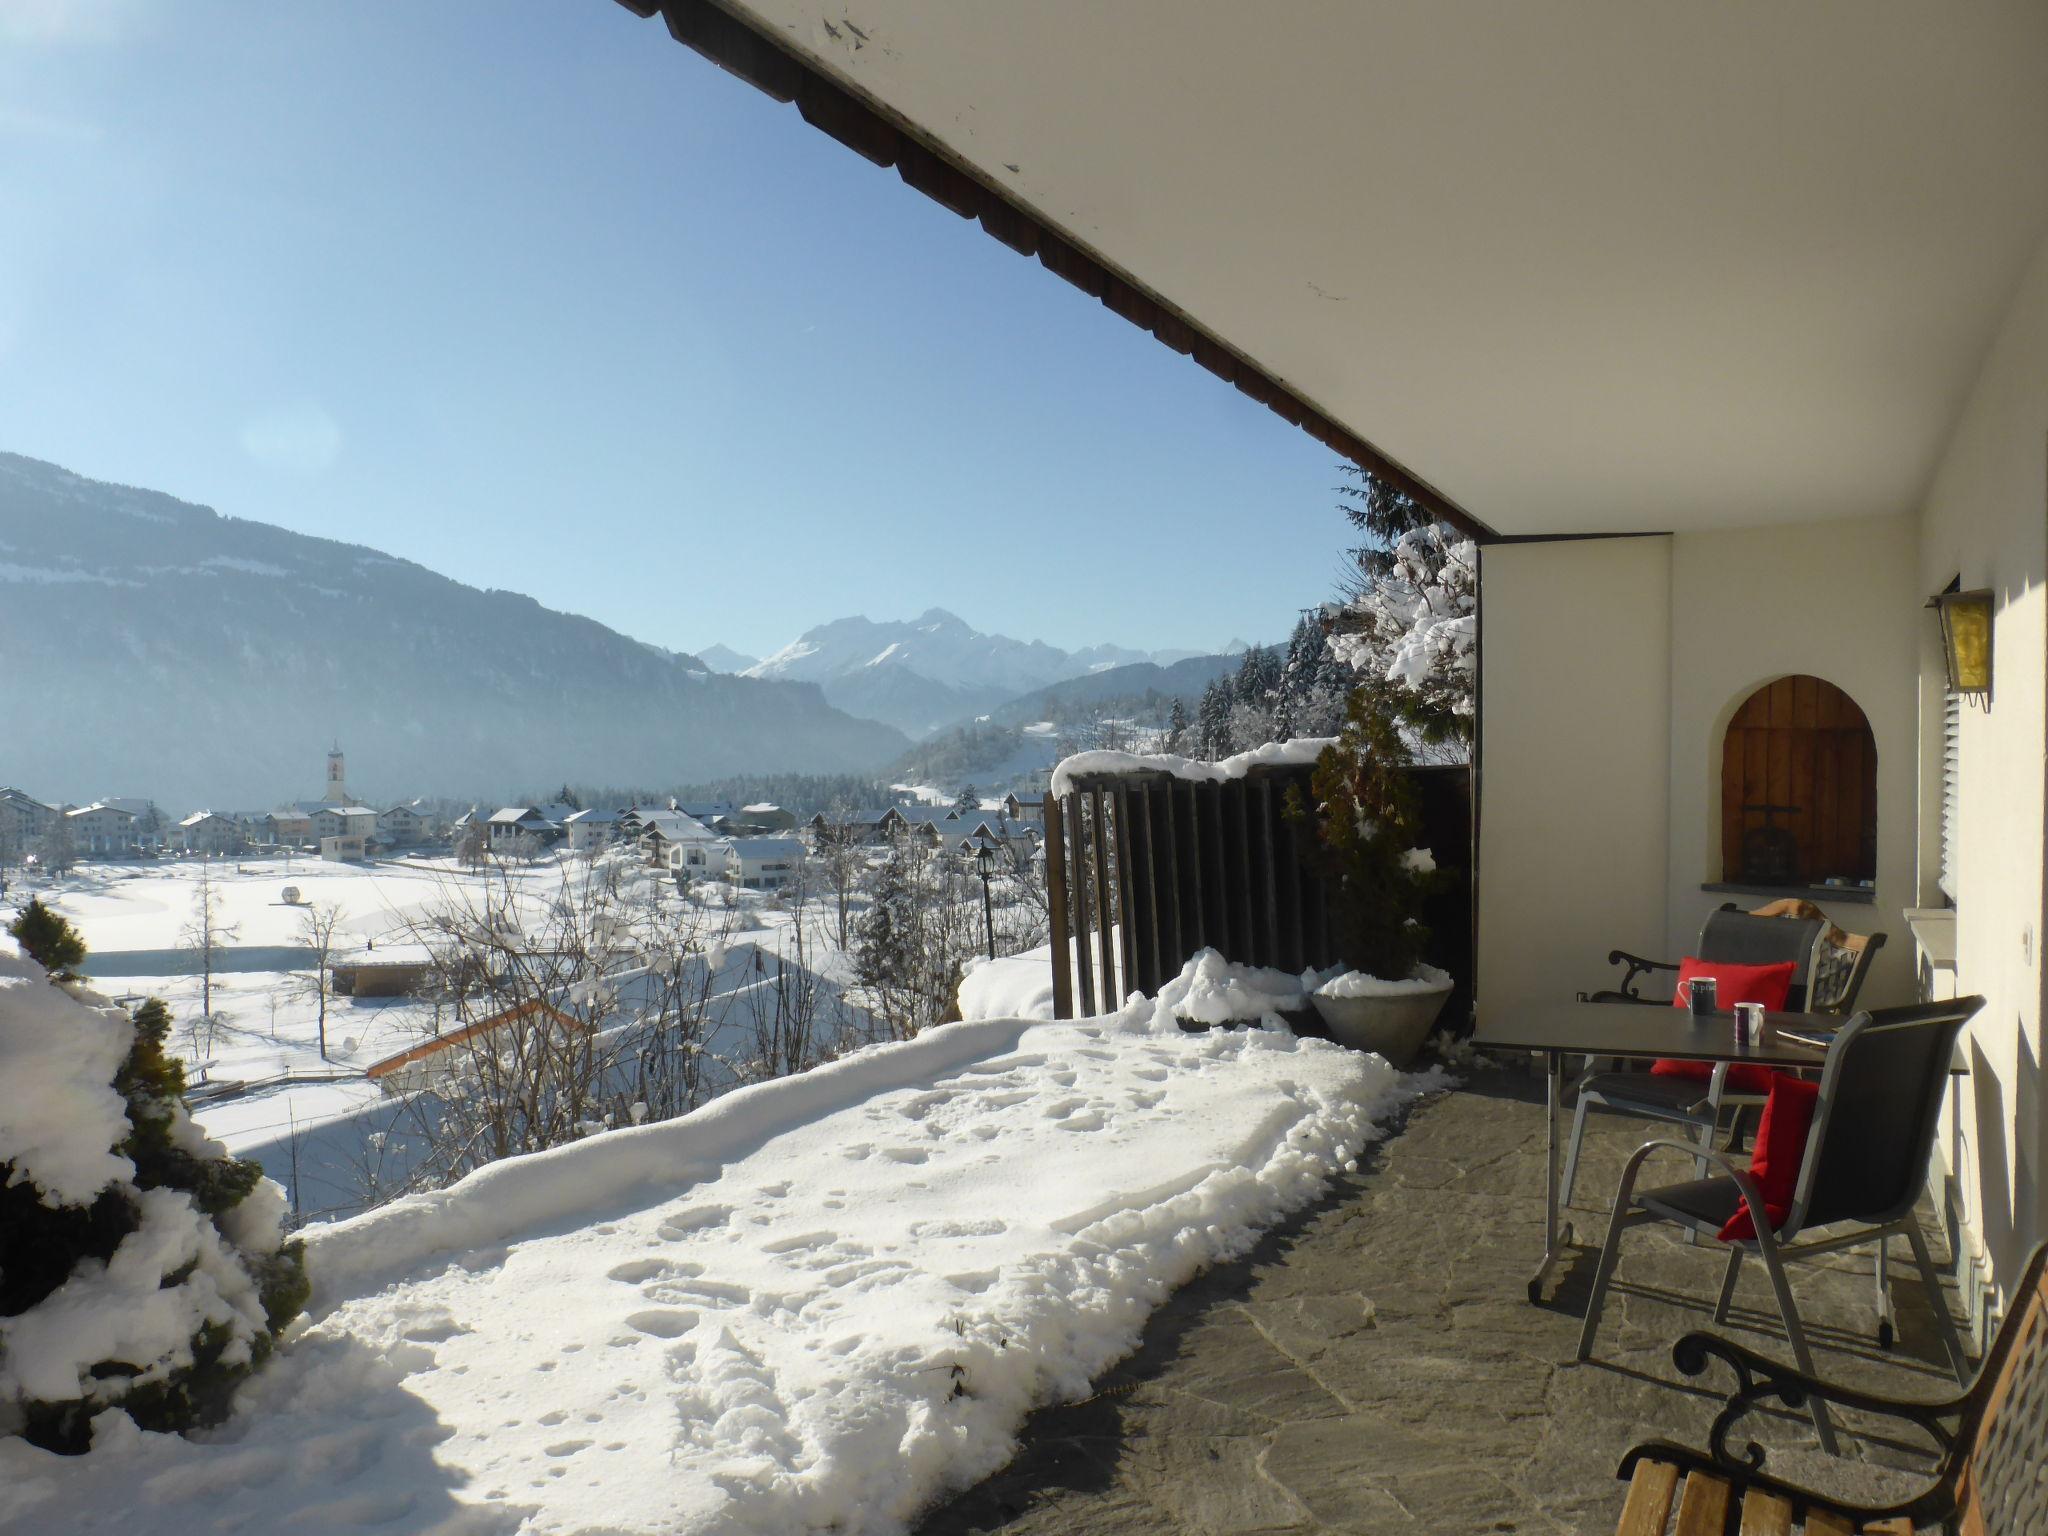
<box><xmin>0</xmin><ymin>998</ymin><xmax>1437</xmax><ymax>1536</ymax></box>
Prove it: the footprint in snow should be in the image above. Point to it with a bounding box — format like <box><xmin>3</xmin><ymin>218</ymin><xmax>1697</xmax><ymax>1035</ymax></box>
<box><xmin>607</xmin><ymin>1258</ymin><xmax>673</xmax><ymax>1285</ymax></box>
<box><xmin>625</xmin><ymin>1309</ymin><xmax>697</xmax><ymax>1339</ymax></box>
<box><xmin>880</xmin><ymin>1146</ymin><xmax>929</xmax><ymax>1164</ymax></box>
<box><xmin>657</xmin><ymin>1205</ymin><xmax>733</xmax><ymax>1239</ymax></box>
<box><xmin>1059</xmin><ymin>1110</ymin><xmax>1107</xmax><ymax>1132</ymax></box>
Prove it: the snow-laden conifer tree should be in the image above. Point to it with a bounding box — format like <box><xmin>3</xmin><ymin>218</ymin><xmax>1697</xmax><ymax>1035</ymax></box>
<box><xmin>0</xmin><ymin>908</ymin><xmax>308</xmax><ymax>1454</ymax></box>
<box><xmin>1327</xmin><ymin>464</ymin><xmax>1476</xmax><ymax>753</ymax></box>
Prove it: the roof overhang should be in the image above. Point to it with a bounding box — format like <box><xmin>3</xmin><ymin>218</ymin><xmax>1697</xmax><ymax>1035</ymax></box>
<box><xmin>616</xmin><ymin>0</ymin><xmax>2048</xmax><ymax>539</ymax></box>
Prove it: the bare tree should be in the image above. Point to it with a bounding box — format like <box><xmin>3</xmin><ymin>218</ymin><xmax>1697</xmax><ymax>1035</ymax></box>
<box><xmin>180</xmin><ymin>856</ymin><xmax>240</xmax><ymax>1026</ymax></box>
<box><xmin>37</xmin><ymin>813</ymin><xmax>74</xmax><ymax>875</ymax></box>
<box><xmin>386</xmin><ymin>860</ymin><xmax>746</xmax><ymax>1188</ymax></box>
<box><xmin>812</xmin><ymin>815</ymin><xmax>868</xmax><ymax>950</ymax></box>
<box><xmin>297</xmin><ymin>900</ymin><xmax>344</xmax><ymax>1061</ymax></box>
<box><xmin>454</xmin><ymin>820</ymin><xmax>488</xmax><ymax>871</ymax></box>
<box><xmin>852</xmin><ymin>831</ymin><xmax>983</xmax><ymax>1039</ymax></box>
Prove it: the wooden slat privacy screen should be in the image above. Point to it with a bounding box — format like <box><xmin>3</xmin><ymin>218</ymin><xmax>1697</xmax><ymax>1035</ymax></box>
<box><xmin>1047</xmin><ymin>763</ymin><xmax>1472</xmax><ymax>1021</ymax></box>
<box><xmin>1719</xmin><ymin>675</ymin><xmax>1877</xmax><ymax>886</ymax></box>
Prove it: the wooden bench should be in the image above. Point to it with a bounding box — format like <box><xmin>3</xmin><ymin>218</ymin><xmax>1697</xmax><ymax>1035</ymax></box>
<box><xmin>1611</xmin><ymin>1243</ymin><xmax>2046</xmax><ymax>1535</ymax></box>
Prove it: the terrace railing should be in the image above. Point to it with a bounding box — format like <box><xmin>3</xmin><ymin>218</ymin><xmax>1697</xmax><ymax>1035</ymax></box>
<box><xmin>1045</xmin><ymin>760</ymin><xmax>1472</xmax><ymax>1021</ymax></box>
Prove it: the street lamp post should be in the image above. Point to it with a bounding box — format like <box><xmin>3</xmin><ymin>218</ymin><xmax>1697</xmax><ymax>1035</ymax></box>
<box><xmin>975</xmin><ymin>840</ymin><xmax>996</xmax><ymax>961</ymax></box>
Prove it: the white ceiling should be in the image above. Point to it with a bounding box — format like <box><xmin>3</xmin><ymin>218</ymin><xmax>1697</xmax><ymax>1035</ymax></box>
<box><xmin>712</xmin><ymin>0</ymin><xmax>2048</xmax><ymax>536</ymax></box>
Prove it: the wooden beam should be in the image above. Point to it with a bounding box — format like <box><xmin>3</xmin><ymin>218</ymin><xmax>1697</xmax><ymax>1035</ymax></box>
<box><xmin>1045</xmin><ymin>793</ymin><xmax>1074</xmax><ymax>1020</ymax></box>
<box><xmin>1091</xmin><ymin>788</ymin><xmax>1116</xmax><ymax>1006</ymax></box>
<box><xmin>1070</xmin><ymin>794</ymin><xmax>1096</xmax><ymax>1016</ymax></box>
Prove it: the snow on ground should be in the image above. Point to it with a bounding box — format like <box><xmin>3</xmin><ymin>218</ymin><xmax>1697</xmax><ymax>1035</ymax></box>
<box><xmin>2</xmin><ymin>856</ymin><xmax>849</xmax><ymax>1222</ymax></box>
<box><xmin>0</xmin><ymin>1003</ymin><xmax>1437</xmax><ymax>1536</ymax></box>
<box><xmin>37</xmin><ymin>854</ymin><xmax>486</xmax><ymax>952</ymax></box>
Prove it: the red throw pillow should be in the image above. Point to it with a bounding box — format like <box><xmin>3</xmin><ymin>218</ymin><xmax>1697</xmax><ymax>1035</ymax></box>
<box><xmin>1650</xmin><ymin>957</ymin><xmax>1798</xmax><ymax>1093</ymax></box>
<box><xmin>1719</xmin><ymin>1074</ymin><xmax>1820</xmax><ymax>1242</ymax></box>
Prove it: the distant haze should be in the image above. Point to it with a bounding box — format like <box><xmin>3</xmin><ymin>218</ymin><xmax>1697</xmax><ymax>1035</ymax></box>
<box><xmin>0</xmin><ymin>453</ymin><xmax>906</xmax><ymax>811</ymax></box>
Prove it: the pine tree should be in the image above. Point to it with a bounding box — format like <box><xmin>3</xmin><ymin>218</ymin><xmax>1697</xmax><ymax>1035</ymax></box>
<box><xmin>1196</xmin><ymin>678</ymin><xmax>1234</xmax><ymax>759</ymax></box>
<box><xmin>7</xmin><ymin>897</ymin><xmax>86</xmax><ymax>980</ymax></box>
<box><xmin>1233</xmin><ymin>644</ymin><xmax>1282</xmax><ymax>706</ymax></box>
<box><xmin>1164</xmin><ymin>697</ymin><xmax>1191</xmax><ymax>755</ymax></box>
<box><xmin>0</xmin><ymin>965</ymin><xmax>309</xmax><ymax>1454</ymax></box>
<box><xmin>954</xmin><ymin>784</ymin><xmax>979</xmax><ymax>817</ymax></box>
<box><xmin>1331</xmin><ymin>464</ymin><xmax>1476</xmax><ymax>750</ymax></box>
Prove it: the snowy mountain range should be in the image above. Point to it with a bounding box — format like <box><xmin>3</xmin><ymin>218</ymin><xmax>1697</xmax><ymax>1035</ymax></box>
<box><xmin>736</xmin><ymin>610</ymin><xmax>1227</xmax><ymax>737</ymax></box>
<box><xmin>695</xmin><ymin>644</ymin><xmax>758</xmax><ymax>674</ymax></box>
<box><xmin>0</xmin><ymin>453</ymin><xmax>907</xmax><ymax>809</ymax></box>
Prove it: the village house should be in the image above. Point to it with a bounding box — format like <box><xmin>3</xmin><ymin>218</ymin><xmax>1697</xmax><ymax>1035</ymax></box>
<box><xmin>640</xmin><ymin>810</ymin><xmax>718</xmax><ymax>870</ymax></box>
<box><xmin>561</xmin><ymin>806</ymin><xmax>623</xmax><ymax>851</ymax></box>
<box><xmin>176</xmin><ymin>811</ymin><xmax>243</xmax><ymax>857</ymax></box>
<box><xmin>0</xmin><ymin>788</ymin><xmax>57</xmax><ymax>849</ymax></box>
<box><xmin>312</xmin><ymin>804</ymin><xmax>378</xmax><ymax>843</ymax></box>
<box><xmin>375</xmin><ymin>802</ymin><xmax>432</xmax><ymax>847</ymax></box>
<box><xmin>64</xmin><ymin>803</ymin><xmax>139</xmax><ymax>857</ymax></box>
<box><xmin>723</xmin><ymin>837</ymin><xmax>803</xmax><ymax>891</ymax></box>
<box><xmin>485</xmin><ymin>806</ymin><xmax>561</xmax><ymax>851</ymax></box>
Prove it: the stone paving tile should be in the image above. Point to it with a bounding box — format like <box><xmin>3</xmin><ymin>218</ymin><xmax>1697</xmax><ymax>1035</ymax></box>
<box><xmin>915</xmin><ymin>1065</ymin><xmax>1969</xmax><ymax>1536</ymax></box>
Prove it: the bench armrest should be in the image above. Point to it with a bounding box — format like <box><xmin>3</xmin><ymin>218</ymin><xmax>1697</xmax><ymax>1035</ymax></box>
<box><xmin>1601</xmin><ymin>949</ymin><xmax>1678</xmax><ymax>1003</ymax></box>
<box><xmin>1610</xmin><ymin>1324</ymin><xmax>1971</xmax><ymax>1529</ymax></box>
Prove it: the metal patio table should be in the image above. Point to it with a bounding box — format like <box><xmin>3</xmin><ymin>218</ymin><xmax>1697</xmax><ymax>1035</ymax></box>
<box><xmin>1472</xmin><ymin>1001</ymin><xmax>1841</xmax><ymax>1304</ymax></box>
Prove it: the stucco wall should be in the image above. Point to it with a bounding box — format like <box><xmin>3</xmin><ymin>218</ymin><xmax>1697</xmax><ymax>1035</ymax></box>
<box><xmin>1476</xmin><ymin>536</ymin><xmax>1672</xmax><ymax>1022</ymax></box>
<box><xmin>1663</xmin><ymin>516</ymin><xmax>1922</xmax><ymax>1006</ymax></box>
<box><xmin>1916</xmin><ymin>226</ymin><xmax>2048</xmax><ymax>1317</ymax></box>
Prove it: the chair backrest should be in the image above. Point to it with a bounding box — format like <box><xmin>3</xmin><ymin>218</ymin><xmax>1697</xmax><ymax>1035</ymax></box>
<box><xmin>1697</xmin><ymin>907</ymin><xmax>1828</xmax><ymax>1009</ymax></box>
<box><xmin>1807</xmin><ymin>930</ymin><xmax>1887</xmax><ymax>1015</ymax></box>
<box><xmin>1790</xmin><ymin>997</ymin><xmax>1983</xmax><ymax>1233</ymax></box>
<box><xmin>1956</xmin><ymin>1243</ymin><xmax>2048</xmax><ymax>1536</ymax></box>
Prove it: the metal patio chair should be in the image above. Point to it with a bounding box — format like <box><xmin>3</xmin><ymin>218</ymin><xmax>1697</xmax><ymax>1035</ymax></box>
<box><xmin>1562</xmin><ymin>906</ymin><xmax>1835</xmax><ymax>1207</ymax></box>
<box><xmin>1575</xmin><ymin>997</ymin><xmax>1983</xmax><ymax>1455</ymax></box>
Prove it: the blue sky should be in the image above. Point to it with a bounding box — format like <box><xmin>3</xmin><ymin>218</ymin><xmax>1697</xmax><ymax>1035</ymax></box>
<box><xmin>0</xmin><ymin>1</ymin><xmax>1349</xmax><ymax>661</ymax></box>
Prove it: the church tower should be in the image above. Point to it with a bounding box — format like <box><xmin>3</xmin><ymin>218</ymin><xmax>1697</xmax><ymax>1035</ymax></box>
<box><xmin>324</xmin><ymin>743</ymin><xmax>347</xmax><ymax>804</ymax></box>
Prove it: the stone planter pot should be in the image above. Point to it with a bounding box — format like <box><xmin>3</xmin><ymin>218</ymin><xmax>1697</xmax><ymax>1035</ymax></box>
<box><xmin>1309</xmin><ymin>970</ymin><xmax>1453</xmax><ymax>1068</ymax></box>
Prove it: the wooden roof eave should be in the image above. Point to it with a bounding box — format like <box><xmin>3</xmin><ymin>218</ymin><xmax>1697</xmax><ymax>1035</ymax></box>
<box><xmin>612</xmin><ymin>0</ymin><xmax>1488</xmax><ymax>541</ymax></box>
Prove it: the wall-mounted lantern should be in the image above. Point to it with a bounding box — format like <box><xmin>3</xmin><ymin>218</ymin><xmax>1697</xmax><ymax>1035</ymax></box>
<box><xmin>1928</xmin><ymin>588</ymin><xmax>1994</xmax><ymax>698</ymax></box>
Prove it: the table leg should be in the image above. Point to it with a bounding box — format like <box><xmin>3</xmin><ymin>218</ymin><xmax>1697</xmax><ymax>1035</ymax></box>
<box><xmin>1527</xmin><ymin>1047</ymin><xmax>1572</xmax><ymax>1303</ymax></box>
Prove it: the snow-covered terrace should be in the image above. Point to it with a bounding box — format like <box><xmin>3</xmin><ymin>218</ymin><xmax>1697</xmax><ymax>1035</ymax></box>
<box><xmin>3</xmin><ymin>989</ymin><xmax>1966</xmax><ymax>1535</ymax></box>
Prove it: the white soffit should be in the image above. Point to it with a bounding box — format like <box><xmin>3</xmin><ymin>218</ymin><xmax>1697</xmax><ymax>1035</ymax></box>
<box><xmin>715</xmin><ymin>0</ymin><xmax>2048</xmax><ymax>536</ymax></box>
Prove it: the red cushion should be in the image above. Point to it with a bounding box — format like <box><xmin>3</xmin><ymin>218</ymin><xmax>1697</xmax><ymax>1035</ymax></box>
<box><xmin>1651</xmin><ymin>957</ymin><xmax>1798</xmax><ymax>1092</ymax></box>
<box><xmin>1665</xmin><ymin>956</ymin><xmax>1797</xmax><ymax>1012</ymax></box>
<box><xmin>1719</xmin><ymin>1074</ymin><xmax>1820</xmax><ymax>1242</ymax></box>
<box><xmin>1650</xmin><ymin>1059</ymin><xmax>1782</xmax><ymax>1094</ymax></box>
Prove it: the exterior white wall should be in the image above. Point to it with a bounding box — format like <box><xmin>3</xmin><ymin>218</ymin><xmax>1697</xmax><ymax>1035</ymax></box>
<box><xmin>1476</xmin><ymin>536</ymin><xmax>1672</xmax><ymax>1023</ymax></box>
<box><xmin>1663</xmin><ymin>516</ymin><xmax>1922</xmax><ymax>1006</ymax></box>
<box><xmin>1915</xmin><ymin>227</ymin><xmax>2048</xmax><ymax>1323</ymax></box>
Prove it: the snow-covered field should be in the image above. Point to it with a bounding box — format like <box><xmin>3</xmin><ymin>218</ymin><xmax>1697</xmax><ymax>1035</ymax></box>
<box><xmin>3</xmin><ymin>856</ymin><xmax>830</xmax><ymax>1218</ymax></box>
<box><xmin>1</xmin><ymin>991</ymin><xmax>1438</xmax><ymax>1536</ymax></box>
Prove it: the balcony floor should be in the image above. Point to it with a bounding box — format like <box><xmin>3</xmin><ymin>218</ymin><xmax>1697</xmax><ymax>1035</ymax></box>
<box><xmin>917</xmin><ymin>1064</ymin><xmax>1966</xmax><ymax>1535</ymax></box>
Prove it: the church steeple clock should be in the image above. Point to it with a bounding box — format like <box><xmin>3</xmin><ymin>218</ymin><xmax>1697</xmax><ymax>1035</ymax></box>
<box><xmin>324</xmin><ymin>743</ymin><xmax>347</xmax><ymax>804</ymax></box>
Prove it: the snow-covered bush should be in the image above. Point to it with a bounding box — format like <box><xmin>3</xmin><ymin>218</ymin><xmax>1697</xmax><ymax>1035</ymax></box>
<box><xmin>0</xmin><ymin>921</ymin><xmax>308</xmax><ymax>1454</ymax></box>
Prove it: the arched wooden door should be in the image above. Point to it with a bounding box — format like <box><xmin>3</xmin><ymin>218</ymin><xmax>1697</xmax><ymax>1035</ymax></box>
<box><xmin>1720</xmin><ymin>676</ymin><xmax>1877</xmax><ymax>887</ymax></box>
